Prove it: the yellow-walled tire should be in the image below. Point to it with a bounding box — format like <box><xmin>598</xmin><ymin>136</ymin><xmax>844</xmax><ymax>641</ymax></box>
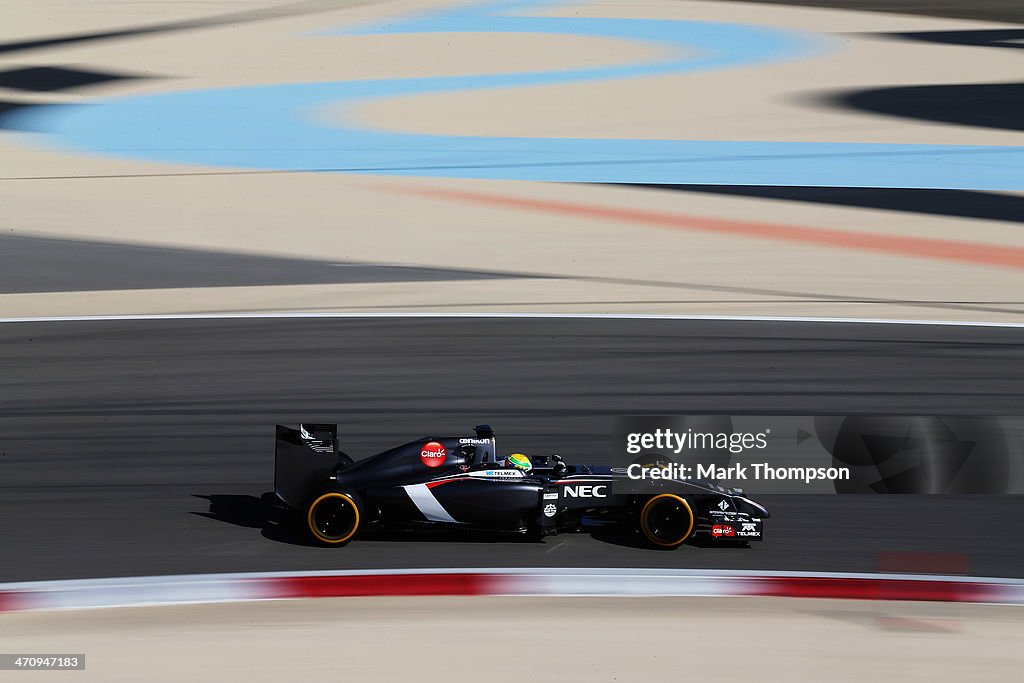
<box><xmin>639</xmin><ymin>494</ymin><xmax>694</xmax><ymax>549</ymax></box>
<box><xmin>306</xmin><ymin>491</ymin><xmax>362</xmax><ymax>545</ymax></box>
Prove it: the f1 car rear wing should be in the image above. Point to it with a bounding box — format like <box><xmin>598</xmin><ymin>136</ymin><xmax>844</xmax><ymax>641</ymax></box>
<box><xmin>274</xmin><ymin>423</ymin><xmax>347</xmax><ymax>508</ymax></box>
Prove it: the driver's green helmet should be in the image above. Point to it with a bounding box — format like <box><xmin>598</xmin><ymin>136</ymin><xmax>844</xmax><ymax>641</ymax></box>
<box><xmin>507</xmin><ymin>453</ymin><xmax>532</xmax><ymax>471</ymax></box>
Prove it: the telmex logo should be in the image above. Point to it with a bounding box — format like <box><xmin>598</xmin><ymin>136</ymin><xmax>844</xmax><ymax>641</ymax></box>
<box><xmin>563</xmin><ymin>485</ymin><xmax>608</xmax><ymax>498</ymax></box>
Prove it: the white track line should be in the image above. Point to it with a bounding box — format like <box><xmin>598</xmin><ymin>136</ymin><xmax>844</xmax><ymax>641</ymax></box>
<box><xmin>0</xmin><ymin>312</ymin><xmax>1022</xmax><ymax>327</ymax></box>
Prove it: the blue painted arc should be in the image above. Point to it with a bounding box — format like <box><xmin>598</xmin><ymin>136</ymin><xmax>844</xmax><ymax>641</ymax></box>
<box><xmin>9</xmin><ymin>0</ymin><xmax>1024</xmax><ymax>190</ymax></box>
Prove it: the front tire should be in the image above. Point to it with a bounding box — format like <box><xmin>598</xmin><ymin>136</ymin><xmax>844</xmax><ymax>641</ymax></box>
<box><xmin>639</xmin><ymin>494</ymin><xmax>694</xmax><ymax>549</ymax></box>
<box><xmin>306</xmin><ymin>491</ymin><xmax>362</xmax><ymax>545</ymax></box>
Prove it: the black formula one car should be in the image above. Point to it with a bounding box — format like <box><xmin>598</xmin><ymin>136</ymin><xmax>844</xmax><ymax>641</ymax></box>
<box><xmin>274</xmin><ymin>424</ymin><xmax>769</xmax><ymax>548</ymax></box>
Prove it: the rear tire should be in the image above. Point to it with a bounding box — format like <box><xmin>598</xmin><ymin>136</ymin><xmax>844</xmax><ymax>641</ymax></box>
<box><xmin>306</xmin><ymin>490</ymin><xmax>362</xmax><ymax>545</ymax></box>
<box><xmin>639</xmin><ymin>494</ymin><xmax>694</xmax><ymax>549</ymax></box>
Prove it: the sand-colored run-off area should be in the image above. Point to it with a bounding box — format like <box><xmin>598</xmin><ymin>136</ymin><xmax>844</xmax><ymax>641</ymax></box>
<box><xmin>4</xmin><ymin>595</ymin><xmax>1023</xmax><ymax>682</ymax></box>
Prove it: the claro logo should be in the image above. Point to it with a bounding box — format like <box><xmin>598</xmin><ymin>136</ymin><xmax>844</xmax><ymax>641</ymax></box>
<box><xmin>420</xmin><ymin>441</ymin><xmax>447</xmax><ymax>468</ymax></box>
<box><xmin>562</xmin><ymin>484</ymin><xmax>608</xmax><ymax>498</ymax></box>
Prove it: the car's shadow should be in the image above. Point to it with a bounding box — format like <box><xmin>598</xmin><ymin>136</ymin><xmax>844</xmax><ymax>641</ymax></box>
<box><xmin>192</xmin><ymin>493</ymin><xmax>545</xmax><ymax>546</ymax></box>
<box><xmin>584</xmin><ymin>521</ymin><xmax>653</xmax><ymax>549</ymax></box>
<box><xmin>586</xmin><ymin>521</ymin><xmax>750</xmax><ymax>550</ymax></box>
<box><xmin>193</xmin><ymin>494</ymin><xmax>752</xmax><ymax>550</ymax></box>
<box><xmin>191</xmin><ymin>493</ymin><xmax>316</xmax><ymax>546</ymax></box>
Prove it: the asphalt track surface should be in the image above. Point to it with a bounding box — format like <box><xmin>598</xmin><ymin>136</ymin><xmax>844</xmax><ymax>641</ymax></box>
<box><xmin>1</xmin><ymin>316</ymin><xmax>1022</xmax><ymax>583</ymax></box>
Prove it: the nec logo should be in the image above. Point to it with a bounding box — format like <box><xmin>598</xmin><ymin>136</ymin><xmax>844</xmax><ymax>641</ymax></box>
<box><xmin>563</xmin><ymin>485</ymin><xmax>608</xmax><ymax>498</ymax></box>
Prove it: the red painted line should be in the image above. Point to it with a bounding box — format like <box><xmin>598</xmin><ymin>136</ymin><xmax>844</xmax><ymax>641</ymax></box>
<box><xmin>391</xmin><ymin>185</ymin><xmax>1024</xmax><ymax>271</ymax></box>
<box><xmin>426</xmin><ymin>478</ymin><xmax>468</xmax><ymax>489</ymax></box>
<box><xmin>267</xmin><ymin>573</ymin><xmax>496</xmax><ymax>599</ymax></box>
<box><xmin>753</xmin><ymin>577</ymin><xmax>999</xmax><ymax>603</ymax></box>
<box><xmin>0</xmin><ymin>591</ymin><xmax>26</xmax><ymax>612</ymax></box>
